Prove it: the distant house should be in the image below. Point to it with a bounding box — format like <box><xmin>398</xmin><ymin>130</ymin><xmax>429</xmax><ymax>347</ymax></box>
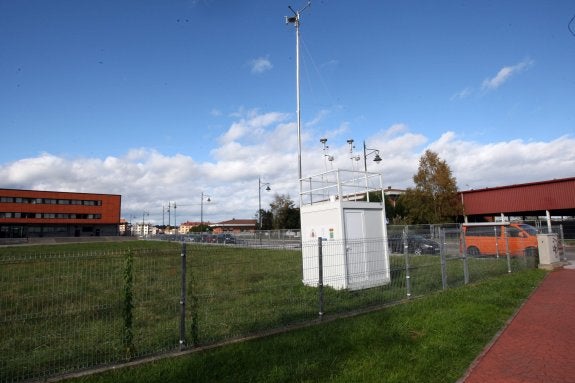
<box><xmin>211</xmin><ymin>218</ymin><xmax>257</xmax><ymax>234</ymax></box>
<box><xmin>178</xmin><ymin>221</ymin><xmax>207</xmax><ymax>234</ymax></box>
<box><xmin>119</xmin><ymin>218</ymin><xmax>128</xmax><ymax>235</ymax></box>
<box><xmin>133</xmin><ymin>222</ymin><xmax>153</xmax><ymax>237</ymax></box>
<box><xmin>384</xmin><ymin>187</ymin><xmax>405</xmax><ymax>208</ymax></box>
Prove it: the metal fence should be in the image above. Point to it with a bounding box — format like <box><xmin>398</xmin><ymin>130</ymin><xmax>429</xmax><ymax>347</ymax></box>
<box><xmin>0</xmin><ymin>224</ymin><xmax>544</xmax><ymax>382</ymax></box>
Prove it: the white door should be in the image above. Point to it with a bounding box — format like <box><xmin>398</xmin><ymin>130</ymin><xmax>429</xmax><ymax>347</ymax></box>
<box><xmin>344</xmin><ymin>210</ymin><xmax>367</xmax><ymax>285</ymax></box>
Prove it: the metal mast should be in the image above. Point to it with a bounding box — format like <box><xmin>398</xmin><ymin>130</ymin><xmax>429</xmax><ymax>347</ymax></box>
<box><xmin>286</xmin><ymin>1</ymin><xmax>310</xmax><ymax>204</ymax></box>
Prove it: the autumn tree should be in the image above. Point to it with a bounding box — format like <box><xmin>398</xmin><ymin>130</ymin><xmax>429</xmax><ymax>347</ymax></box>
<box><xmin>403</xmin><ymin>150</ymin><xmax>462</xmax><ymax>224</ymax></box>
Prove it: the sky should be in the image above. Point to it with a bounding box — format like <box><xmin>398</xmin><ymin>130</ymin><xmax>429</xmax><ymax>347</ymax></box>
<box><xmin>1</xmin><ymin>0</ymin><xmax>574</xmax><ymax>225</ymax></box>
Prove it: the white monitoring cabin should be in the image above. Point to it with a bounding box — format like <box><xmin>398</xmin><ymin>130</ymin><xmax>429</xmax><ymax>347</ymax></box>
<box><xmin>300</xmin><ymin>169</ymin><xmax>391</xmax><ymax>290</ymax></box>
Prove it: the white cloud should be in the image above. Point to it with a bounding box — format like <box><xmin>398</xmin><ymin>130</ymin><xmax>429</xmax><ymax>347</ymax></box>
<box><xmin>481</xmin><ymin>59</ymin><xmax>534</xmax><ymax>91</ymax></box>
<box><xmin>450</xmin><ymin>87</ymin><xmax>473</xmax><ymax>100</ymax></box>
<box><xmin>218</xmin><ymin>109</ymin><xmax>289</xmax><ymax>145</ymax></box>
<box><xmin>452</xmin><ymin>59</ymin><xmax>534</xmax><ymax>100</ymax></box>
<box><xmin>1</xmin><ymin>112</ymin><xmax>573</xmax><ymax>225</ymax></box>
<box><xmin>428</xmin><ymin>132</ymin><xmax>575</xmax><ymax>189</ymax></box>
<box><xmin>248</xmin><ymin>56</ymin><xmax>273</xmax><ymax>74</ymax></box>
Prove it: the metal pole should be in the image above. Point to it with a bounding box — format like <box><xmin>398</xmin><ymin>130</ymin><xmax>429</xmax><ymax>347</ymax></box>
<box><xmin>258</xmin><ymin>179</ymin><xmax>262</xmax><ymax>245</ymax></box>
<box><xmin>318</xmin><ymin>237</ymin><xmax>324</xmax><ymax>320</ymax></box>
<box><xmin>505</xmin><ymin>227</ymin><xmax>512</xmax><ymax>273</ymax></box>
<box><xmin>287</xmin><ymin>2</ymin><xmax>310</xmax><ymax>206</ymax></box>
<box><xmin>295</xmin><ymin>12</ymin><xmax>302</xmax><ymax>202</ymax></box>
<box><xmin>461</xmin><ymin>224</ymin><xmax>469</xmax><ymax>284</ymax></box>
<box><xmin>494</xmin><ymin>225</ymin><xmax>500</xmax><ymax>258</ymax></box>
<box><xmin>363</xmin><ymin>140</ymin><xmax>367</xmax><ymax>172</ymax></box>
<box><xmin>403</xmin><ymin>226</ymin><xmax>411</xmax><ymax>298</ymax></box>
<box><xmin>200</xmin><ymin>192</ymin><xmax>204</xmax><ymax>230</ymax></box>
<box><xmin>560</xmin><ymin>224</ymin><xmax>566</xmax><ymax>261</ymax></box>
<box><xmin>258</xmin><ymin>178</ymin><xmax>262</xmax><ymax>229</ymax></box>
<box><xmin>179</xmin><ymin>242</ymin><xmax>186</xmax><ymax>351</ymax></box>
<box><xmin>440</xmin><ymin>228</ymin><xmax>447</xmax><ymax>290</ymax></box>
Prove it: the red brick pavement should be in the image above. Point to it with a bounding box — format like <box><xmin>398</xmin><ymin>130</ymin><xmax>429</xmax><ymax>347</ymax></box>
<box><xmin>461</xmin><ymin>268</ymin><xmax>575</xmax><ymax>383</ymax></box>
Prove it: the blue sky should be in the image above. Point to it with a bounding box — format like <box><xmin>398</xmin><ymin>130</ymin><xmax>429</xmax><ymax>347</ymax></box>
<box><xmin>1</xmin><ymin>1</ymin><xmax>574</xmax><ymax>224</ymax></box>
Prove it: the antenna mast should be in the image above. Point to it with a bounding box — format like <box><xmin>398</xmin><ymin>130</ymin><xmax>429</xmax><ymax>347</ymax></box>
<box><xmin>286</xmin><ymin>1</ymin><xmax>311</xmax><ymax>206</ymax></box>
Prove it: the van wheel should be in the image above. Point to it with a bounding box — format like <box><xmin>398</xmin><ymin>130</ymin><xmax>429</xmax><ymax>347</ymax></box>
<box><xmin>414</xmin><ymin>247</ymin><xmax>422</xmax><ymax>256</ymax></box>
<box><xmin>525</xmin><ymin>247</ymin><xmax>538</xmax><ymax>257</ymax></box>
<box><xmin>467</xmin><ymin>246</ymin><xmax>480</xmax><ymax>257</ymax></box>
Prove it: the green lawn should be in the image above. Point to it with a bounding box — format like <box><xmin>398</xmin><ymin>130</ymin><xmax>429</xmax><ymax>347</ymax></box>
<box><xmin>0</xmin><ymin>240</ymin><xmax>539</xmax><ymax>382</ymax></box>
<box><xmin>70</xmin><ymin>268</ymin><xmax>546</xmax><ymax>383</ymax></box>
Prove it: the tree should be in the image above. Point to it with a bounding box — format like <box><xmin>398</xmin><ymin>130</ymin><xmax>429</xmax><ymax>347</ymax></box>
<box><xmin>256</xmin><ymin>209</ymin><xmax>273</xmax><ymax>230</ymax></box>
<box><xmin>189</xmin><ymin>224</ymin><xmax>211</xmax><ymax>233</ymax></box>
<box><xmin>403</xmin><ymin>150</ymin><xmax>462</xmax><ymax>224</ymax></box>
<box><xmin>269</xmin><ymin>194</ymin><xmax>300</xmax><ymax>230</ymax></box>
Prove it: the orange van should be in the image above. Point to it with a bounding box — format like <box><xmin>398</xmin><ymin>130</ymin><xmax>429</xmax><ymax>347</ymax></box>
<box><xmin>463</xmin><ymin>223</ymin><xmax>539</xmax><ymax>257</ymax></box>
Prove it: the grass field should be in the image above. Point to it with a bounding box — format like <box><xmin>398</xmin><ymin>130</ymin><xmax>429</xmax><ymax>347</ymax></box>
<box><xmin>68</xmin><ymin>268</ymin><xmax>547</xmax><ymax>383</ymax></box>
<box><xmin>0</xmin><ymin>240</ymin><xmax>537</xmax><ymax>382</ymax></box>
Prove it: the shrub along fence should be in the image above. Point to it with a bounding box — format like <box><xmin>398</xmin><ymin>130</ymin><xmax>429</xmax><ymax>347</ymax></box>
<box><xmin>0</xmin><ymin>224</ymin><xmax>541</xmax><ymax>382</ymax></box>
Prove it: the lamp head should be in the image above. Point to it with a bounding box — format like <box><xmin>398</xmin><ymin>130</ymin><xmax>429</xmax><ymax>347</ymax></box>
<box><xmin>373</xmin><ymin>153</ymin><xmax>382</xmax><ymax>163</ymax></box>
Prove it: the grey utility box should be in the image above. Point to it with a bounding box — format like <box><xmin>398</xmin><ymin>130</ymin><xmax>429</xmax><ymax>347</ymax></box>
<box><xmin>537</xmin><ymin>233</ymin><xmax>560</xmax><ymax>269</ymax></box>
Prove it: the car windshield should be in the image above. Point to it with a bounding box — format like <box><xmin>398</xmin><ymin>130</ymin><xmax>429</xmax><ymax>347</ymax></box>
<box><xmin>518</xmin><ymin>224</ymin><xmax>537</xmax><ymax>236</ymax></box>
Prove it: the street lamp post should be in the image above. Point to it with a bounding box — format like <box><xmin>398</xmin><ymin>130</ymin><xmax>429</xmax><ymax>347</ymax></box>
<box><xmin>167</xmin><ymin>203</ymin><xmax>171</xmax><ymax>229</ymax></box>
<box><xmin>200</xmin><ymin>192</ymin><xmax>211</xmax><ymax>231</ymax></box>
<box><xmin>258</xmin><ymin>177</ymin><xmax>271</xmax><ymax>229</ymax></box>
<box><xmin>173</xmin><ymin>202</ymin><xmax>177</xmax><ymax>233</ymax></box>
<box><xmin>363</xmin><ymin>140</ymin><xmax>382</xmax><ymax>172</ymax></box>
<box><xmin>142</xmin><ymin>210</ymin><xmax>149</xmax><ymax>237</ymax></box>
<box><xmin>129</xmin><ymin>214</ymin><xmax>136</xmax><ymax>236</ymax></box>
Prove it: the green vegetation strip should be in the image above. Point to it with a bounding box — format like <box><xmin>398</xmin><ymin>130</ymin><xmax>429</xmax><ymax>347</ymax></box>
<box><xmin>71</xmin><ymin>268</ymin><xmax>546</xmax><ymax>383</ymax></box>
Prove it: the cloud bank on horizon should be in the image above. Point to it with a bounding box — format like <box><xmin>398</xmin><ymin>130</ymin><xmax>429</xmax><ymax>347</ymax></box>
<box><xmin>1</xmin><ymin>109</ymin><xmax>573</xmax><ymax>224</ymax></box>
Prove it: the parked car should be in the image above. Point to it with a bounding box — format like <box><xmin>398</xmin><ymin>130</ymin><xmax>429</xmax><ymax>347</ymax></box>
<box><xmin>463</xmin><ymin>223</ymin><xmax>538</xmax><ymax>257</ymax></box>
<box><xmin>388</xmin><ymin>234</ymin><xmax>440</xmax><ymax>255</ymax></box>
<box><xmin>200</xmin><ymin>233</ymin><xmax>217</xmax><ymax>243</ymax></box>
<box><xmin>216</xmin><ymin>233</ymin><xmax>236</xmax><ymax>244</ymax></box>
<box><xmin>186</xmin><ymin>233</ymin><xmax>202</xmax><ymax>242</ymax></box>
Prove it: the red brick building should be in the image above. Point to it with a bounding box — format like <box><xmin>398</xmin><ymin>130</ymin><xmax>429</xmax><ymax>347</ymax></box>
<box><xmin>0</xmin><ymin>189</ymin><xmax>121</xmax><ymax>238</ymax></box>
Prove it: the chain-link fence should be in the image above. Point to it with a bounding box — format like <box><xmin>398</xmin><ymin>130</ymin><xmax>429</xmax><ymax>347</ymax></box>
<box><xmin>1</xmin><ymin>224</ymin><xmax>546</xmax><ymax>382</ymax></box>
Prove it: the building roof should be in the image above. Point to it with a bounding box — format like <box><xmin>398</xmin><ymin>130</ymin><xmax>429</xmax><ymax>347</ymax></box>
<box><xmin>461</xmin><ymin>177</ymin><xmax>575</xmax><ymax>217</ymax></box>
<box><xmin>211</xmin><ymin>219</ymin><xmax>257</xmax><ymax>227</ymax></box>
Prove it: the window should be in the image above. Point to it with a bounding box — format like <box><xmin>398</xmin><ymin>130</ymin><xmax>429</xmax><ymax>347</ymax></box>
<box><xmin>466</xmin><ymin>226</ymin><xmax>500</xmax><ymax>237</ymax></box>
